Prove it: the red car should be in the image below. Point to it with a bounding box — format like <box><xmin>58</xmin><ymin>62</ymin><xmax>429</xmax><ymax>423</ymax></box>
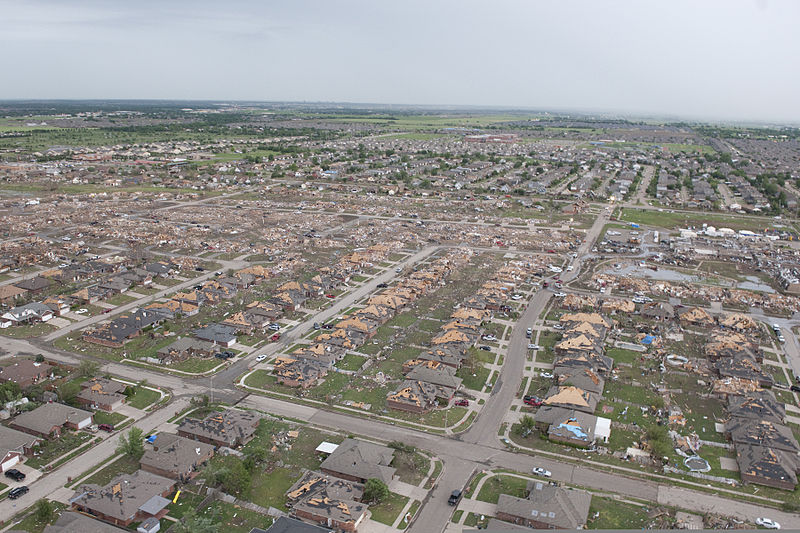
<box><xmin>98</xmin><ymin>424</ymin><xmax>114</xmax><ymax>432</ymax></box>
<box><xmin>325</xmin><ymin>294</ymin><xmax>335</xmax><ymax>299</ymax></box>
<box><xmin>270</xmin><ymin>333</ymin><xmax>281</xmax><ymax>341</ymax></box>
<box><xmin>103</xmin><ymin>308</ymin><xmax>112</xmax><ymax>314</ymax></box>
<box><xmin>454</xmin><ymin>399</ymin><xmax>469</xmax><ymax>407</ymax></box>
<box><xmin>523</xmin><ymin>395</ymin><xmax>542</xmax><ymax>407</ymax></box>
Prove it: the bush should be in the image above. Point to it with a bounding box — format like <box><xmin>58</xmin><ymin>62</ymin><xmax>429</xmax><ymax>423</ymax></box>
<box><xmin>363</xmin><ymin>478</ymin><xmax>389</xmax><ymax>504</ymax></box>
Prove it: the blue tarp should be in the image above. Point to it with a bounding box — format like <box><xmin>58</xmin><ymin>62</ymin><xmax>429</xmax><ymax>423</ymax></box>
<box><xmin>641</xmin><ymin>335</ymin><xmax>655</xmax><ymax>345</ymax></box>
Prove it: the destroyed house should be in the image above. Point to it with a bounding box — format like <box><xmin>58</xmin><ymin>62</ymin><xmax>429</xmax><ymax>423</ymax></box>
<box><xmin>177</xmin><ymin>409</ymin><xmax>260</xmax><ymax>448</ymax></box>
<box><xmin>725</xmin><ymin>419</ymin><xmax>800</xmax><ymax>453</ymax></box>
<box><xmin>387</xmin><ymin>380</ymin><xmax>438</xmax><ymax>413</ymax></box>
<box><xmin>728</xmin><ymin>391</ymin><xmax>785</xmax><ymax>423</ymax></box>
<box><xmin>736</xmin><ymin>443</ymin><xmax>800</xmax><ymax>490</ymax></box>
<box><xmin>274</xmin><ymin>357</ymin><xmax>326</xmax><ymax>388</ymax></box>
<box><xmin>542</xmin><ymin>386</ymin><xmax>598</xmax><ymax>414</ymax></box>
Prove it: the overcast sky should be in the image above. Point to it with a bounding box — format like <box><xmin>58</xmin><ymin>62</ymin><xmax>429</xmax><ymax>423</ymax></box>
<box><xmin>2</xmin><ymin>0</ymin><xmax>799</xmax><ymax>123</ymax></box>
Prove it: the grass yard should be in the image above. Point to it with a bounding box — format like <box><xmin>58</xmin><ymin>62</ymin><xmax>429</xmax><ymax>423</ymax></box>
<box><xmin>26</xmin><ymin>432</ymin><xmax>93</xmax><ymax>469</ymax></box>
<box><xmin>244</xmin><ymin>369</ymin><xmax>277</xmax><ymax>389</ymax></box>
<box><xmin>200</xmin><ymin>500</ymin><xmax>274</xmax><ymax>533</ymax></box>
<box><xmin>369</xmin><ymin>492</ymin><xmax>409</xmax><ymax>526</ymax></box>
<box><xmin>106</xmin><ymin>293</ymin><xmax>138</xmax><ymax>306</ymax></box>
<box><xmin>618</xmin><ymin>208</ymin><xmax>776</xmax><ymax>232</ymax></box>
<box><xmin>606</xmin><ymin>347</ymin><xmax>642</xmax><ymax>365</ymax></box>
<box><xmin>92</xmin><ymin>410</ymin><xmax>128</xmax><ymax>427</ymax></box>
<box><xmin>9</xmin><ymin>501</ymin><xmax>66</xmax><ymax>533</ymax></box>
<box><xmin>0</xmin><ymin>322</ymin><xmax>57</xmax><ymax>339</ymax></box>
<box><xmin>126</xmin><ymin>386</ymin><xmax>161</xmax><ymax>409</ymax></box>
<box><xmin>80</xmin><ymin>455</ymin><xmax>141</xmax><ymax>487</ymax></box>
<box><xmin>247</xmin><ymin>467</ymin><xmax>301</xmax><ymax>512</ymax></box>
<box><xmin>336</xmin><ymin>353</ymin><xmax>366</xmax><ymax>371</ymax></box>
<box><xmin>457</xmin><ymin>364</ymin><xmax>491</xmax><ymax>391</ymax></box>
<box><xmin>475</xmin><ymin>475</ymin><xmax>529</xmax><ymax>504</ymax></box>
<box><xmin>392</xmin><ymin>449</ymin><xmax>431</xmax><ymax>486</ymax></box>
<box><xmin>587</xmin><ymin>497</ymin><xmax>650</xmax><ymax>529</ymax></box>
<box><xmin>167</xmin><ymin>356</ymin><xmax>223</xmax><ymax>374</ymax></box>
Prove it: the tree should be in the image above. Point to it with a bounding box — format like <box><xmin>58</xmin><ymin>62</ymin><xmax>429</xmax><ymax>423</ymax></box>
<box><xmin>78</xmin><ymin>360</ymin><xmax>100</xmax><ymax>377</ymax></box>
<box><xmin>117</xmin><ymin>427</ymin><xmax>145</xmax><ymax>459</ymax></box>
<box><xmin>363</xmin><ymin>478</ymin><xmax>389</xmax><ymax>504</ymax></box>
<box><xmin>519</xmin><ymin>415</ymin><xmax>536</xmax><ymax>435</ymax></box>
<box><xmin>34</xmin><ymin>499</ymin><xmax>54</xmax><ymax>523</ymax></box>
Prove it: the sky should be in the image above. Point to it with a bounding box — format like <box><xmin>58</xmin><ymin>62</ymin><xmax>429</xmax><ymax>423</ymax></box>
<box><xmin>2</xmin><ymin>0</ymin><xmax>799</xmax><ymax>123</ymax></box>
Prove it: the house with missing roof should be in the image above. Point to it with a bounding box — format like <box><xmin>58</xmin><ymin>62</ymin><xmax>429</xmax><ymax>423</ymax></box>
<box><xmin>69</xmin><ymin>470</ymin><xmax>175</xmax><ymax>527</ymax></box>
<box><xmin>320</xmin><ymin>438</ymin><xmax>396</xmax><ymax>484</ymax></box>
<box><xmin>495</xmin><ymin>482</ymin><xmax>592</xmax><ymax>529</ymax></box>
<box><xmin>177</xmin><ymin>409</ymin><xmax>260</xmax><ymax>448</ymax></box>
<box><xmin>77</xmin><ymin>378</ymin><xmax>128</xmax><ymax>412</ymax></box>
<box><xmin>286</xmin><ymin>471</ymin><xmax>367</xmax><ymax>532</ymax></box>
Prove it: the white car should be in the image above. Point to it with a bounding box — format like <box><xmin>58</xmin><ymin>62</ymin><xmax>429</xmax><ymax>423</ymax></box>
<box><xmin>540</xmin><ymin>372</ymin><xmax>554</xmax><ymax>379</ymax></box>
<box><xmin>255</xmin><ymin>354</ymin><xmax>268</xmax><ymax>363</ymax></box>
<box><xmin>75</xmin><ymin>309</ymin><xmax>88</xmax><ymax>315</ymax></box>
<box><xmin>566</xmin><ymin>265</ymin><xmax>574</xmax><ymax>271</ymax></box>
<box><xmin>756</xmin><ymin>518</ymin><xmax>780</xmax><ymax>529</ymax></box>
<box><xmin>532</xmin><ymin>467</ymin><xmax>552</xmax><ymax>478</ymax></box>
<box><xmin>554</xmin><ymin>292</ymin><xmax>567</xmax><ymax>298</ymax></box>
<box><xmin>511</xmin><ymin>294</ymin><xmax>523</xmax><ymax>301</ymax></box>
<box><xmin>552</xmin><ymin>324</ymin><xmax>564</xmax><ymax>330</ymax></box>
<box><xmin>528</xmin><ymin>344</ymin><xmax>541</xmax><ymax>350</ymax></box>
<box><xmin>548</xmin><ymin>265</ymin><xmax>563</xmax><ymax>273</ymax></box>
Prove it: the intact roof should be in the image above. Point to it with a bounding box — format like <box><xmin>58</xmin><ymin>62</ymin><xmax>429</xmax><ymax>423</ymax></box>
<box><xmin>12</xmin><ymin>403</ymin><xmax>92</xmax><ymax>435</ymax></box>
<box><xmin>263</xmin><ymin>517</ymin><xmax>332</xmax><ymax>533</ymax></box>
<box><xmin>0</xmin><ymin>359</ymin><xmax>52</xmax><ymax>384</ymax></box>
<box><xmin>140</xmin><ymin>433</ymin><xmax>215</xmax><ymax>475</ymax></box>
<box><xmin>0</xmin><ymin>425</ymin><xmax>40</xmax><ymax>454</ymax></box>
<box><xmin>43</xmin><ymin>512</ymin><xmax>128</xmax><ymax>533</ymax></box>
<box><xmin>405</xmin><ymin>361</ymin><xmax>462</xmax><ymax>390</ymax></box>
<box><xmin>320</xmin><ymin>438</ymin><xmax>396</xmax><ymax>484</ymax></box>
<box><xmin>70</xmin><ymin>470</ymin><xmax>174</xmax><ymax>522</ymax></box>
<box><xmin>193</xmin><ymin>323</ymin><xmax>237</xmax><ymax>343</ymax></box>
<box><xmin>496</xmin><ymin>483</ymin><xmax>592</xmax><ymax>529</ymax></box>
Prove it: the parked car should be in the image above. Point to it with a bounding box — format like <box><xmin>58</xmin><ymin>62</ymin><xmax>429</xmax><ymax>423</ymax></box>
<box><xmin>377</xmin><ymin>283</ymin><xmax>388</xmax><ymax>288</ymax></box>
<box><xmin>454</xmin><ymin>399</ymin><xmax>469</xmax><ymax>407</ymax></box>
<box><xmin>523</xmin><ymin>395</ymin><xmax>542</xmax><ymax>406</ymax></box>
<box><xmin>8</xmin><ymin>486</ymin><xmax>28</xmax><ymax>499</ymax></box>
<box><xmin>552</xmin><ymin>324</ymin><xmax>564</xmax><ymax>330</ymax></box>
<box><xmin>4</xmin><ymin>469</ymin><xmax>25</xmax><ymax>482</ymax></box>
<box><xmin>270</xmin><ymin>333</ymin><xmax>281</xmax><ymax>342</ymax></box>
<box><xmin>511</xmin><ymin>294</ymin><xmax>523</xmax><ymax>301</ymax></box>
<box><xmin>479</xmin><ymin>345</ymin><xmax>492</xmax><ymax>351</ymax></box>
<box><xmin>215</xmin><ymin>351</ymin><xmax>234</xmax><ymax>359</ymax></box>
<box><xmin>256</xmin><ymin>354</ymin><xmax>268</xmax><ymax>363</ymax></box>
<box><xmin>481</xmin><ymin>334</ymin><xmax>497</xmax><ymax>341</ymax></box>
<box><xmin>75</xmin><ymin>308</ymin><xmax>88</xmax><ymax>315</ymax></box>
<box><xmin>540</xmin><ymin>372</ymin><xmax>554</xmax><ymax>379</ymax></box>
<box><xmin>755</xmin><ymin>518</ymin><xmax>780</xmax><ymax>529</ymax></box>
<box><xmin>98</xmin><ymin>424</ymin><xmax>114</xmax><ymax>432</ymax></box>
<box><xmin>325</xmin><ymin>293</ymin><xmax>335</xmax><ymax>299</ymax></box>
<box><xmin>313</xmin><ymin>323</ymin><xmax>321</xmax><ymax>330</ymax></box>
<box><xmin>103</xmin><ymin>308</ymin><xmax>112</xmax><ymax>314</ymax></box>
<box><xmin>528</xmin><ymin>344</ymin><xmax>541</xmax><ymax>350</ymax></box>
<box><xmin>542</xmin><ymin>281</ymin><xmax>549</xmax><ymax>288</ymax></box>
<box><xmin>791</xmin><ymin>385</ymin><xmax>800</xmax><ymax>393</ymax></box>
<box><xmin>554</xmin><ymin>292</ymin><xmax>567</xmax><ymax>297</ymax></box>
<box><xmin>268</xmin><ymin>323</ymin><xmax>281</xmax><ymax>331</ymax></box>
<box><xmin>532</xmin><ymin>467</ymin><xmax>552</xmax><ymax>478</ymax></box>
<box><xmin>448</xmin><ymin>489</ymin><xmax>463</xmax><ymax>506</ymax></box>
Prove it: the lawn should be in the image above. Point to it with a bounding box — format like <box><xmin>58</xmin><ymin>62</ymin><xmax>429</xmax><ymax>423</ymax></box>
<box><xmin>606</xmin><ymin>347</ymin><xmax>642</xmax><ymax>365</ymax></box>
<box><xmin>392</xmin><ymin>448</ymin><xmax>431</xmax><ymax>486</ymax></box>
<box><xmin>167</xmin><ymin>357</ymin><xmax>223</xmax><ymax>374</ymax></box>
<box><xmin>0</xmin><ymin>322</ymin><xmax>57</xmax><ymax>339</ymax></box>
<box><xmin>369</xmin><ymin>492</ymin><xmax>409</xmax><ymax>526</ymax></box>
<box><xmin>475</xmin><ymin>475</ymin><xmax>529</xmax><ymax>504</ymax></box>
<box><xmin>586</xmin><ymin>496</ymin><xmax>650</xmax><ymax>529</ymax></box>
<box><xmin>9</xmin><ymin>501</ymin><xmax>66</xmax><ymax>533</ymax></box>
<box><xmin>26</xmin><ymin>432</ymin><xmax>93</xmax><ymax>469</ymax></box>
<box><xmin>618</xmin><ymin>208</ymin><xmax>777</xmax><ymax>232</ymax></box>
<box><xmin>244</xmin><ymin>369</ymin><xmax>277</xmax><ymax>389</ymax></box>
<box><xmin>127</xmin><ymin>386</ymin><xmax>161</xmax><ymax>409</ymax></box>
<box><xmin>336</xmin><ymin>353</ymin><xmax>366</xmax><ymax>371</ymax></box>
<box><xmin>457</xmin><ymin>364</ymin><xmax>490</xmax><ymax>391</ymax></box>
<box><xmin>79</xmin><ymin>455</ymin><xmax>141</xmax><ymax>487</ymax></box>
<box><xmin>200</xmin><ymin>500</ymin><xmax>275</xmax><ymax>533</ymax></box>
<box><xmin>92</xmin><ymin>410</ymin><xmax>128</xmax><ymax>427</ymax></box>
<box><xmin>106</xmin><ymin>293</ymin><xmax>138</xmax><ymax>306</ymax></box>
<box><xmin>247</xmin><ymin>467</ymin><xmax>301</xmax><ymax>512</ymax></box>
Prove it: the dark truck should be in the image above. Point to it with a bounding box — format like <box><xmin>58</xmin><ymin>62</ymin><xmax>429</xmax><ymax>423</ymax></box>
<box><xmin>448</xmin><ymin>489</ymin><xmax>462</xmax><ymax>506</ymax></box>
